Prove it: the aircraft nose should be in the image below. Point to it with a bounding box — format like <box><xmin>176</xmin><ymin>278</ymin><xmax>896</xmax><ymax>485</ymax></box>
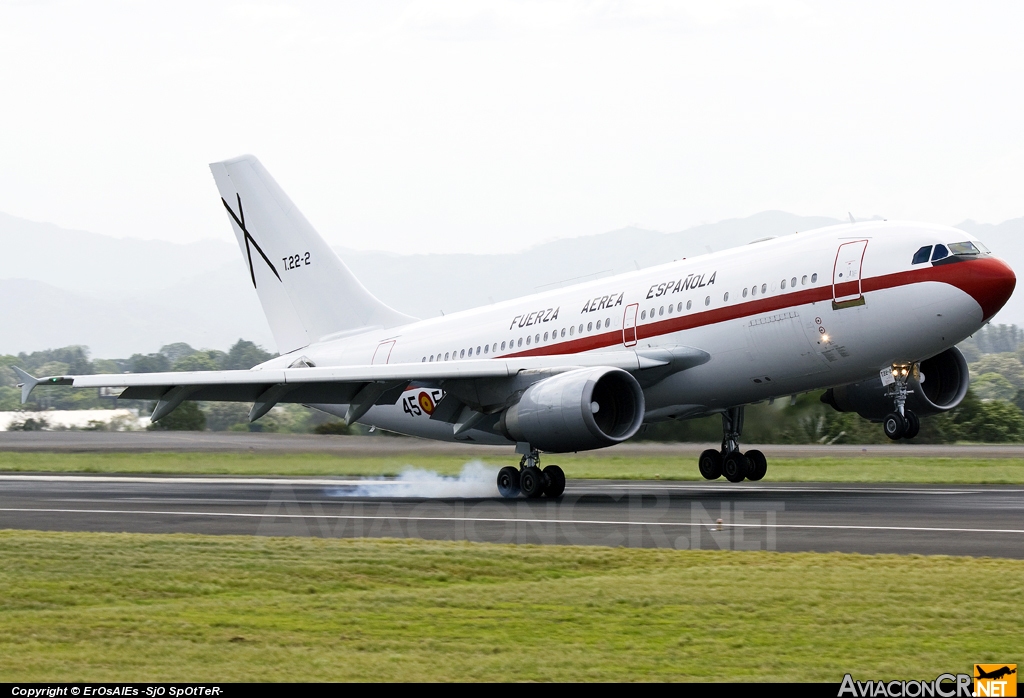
<box><xmin>963</xmin><ymin>256</ymin><xmax>1016</xmax><ymax>321</ymax></box>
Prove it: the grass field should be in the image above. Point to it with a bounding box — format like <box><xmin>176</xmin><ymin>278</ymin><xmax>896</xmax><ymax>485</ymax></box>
<box><xmin>2</xmin><ymin>451</ymin><xmax>1024</xmax><ymax>482</ymax></box>
<box><xmin>0</xmin><ymin>530</ymin><xmax>1018</xmax><ymax>682</ymax></box>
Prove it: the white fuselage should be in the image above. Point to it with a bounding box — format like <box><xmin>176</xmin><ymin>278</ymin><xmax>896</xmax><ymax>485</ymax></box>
<box><xmin>257</xmin><ymin>220</ymin><xmax>1008</xmax><ymax>445</ymax></box>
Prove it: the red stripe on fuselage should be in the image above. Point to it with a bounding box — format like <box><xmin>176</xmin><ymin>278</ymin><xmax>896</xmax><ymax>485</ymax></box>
<box><xmin>499</xmin><ymin>256</ymin><xmax>1014</xmax><ymax>359</ymax></box>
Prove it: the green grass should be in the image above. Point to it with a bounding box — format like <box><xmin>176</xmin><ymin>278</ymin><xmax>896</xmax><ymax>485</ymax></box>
<box><xmin>0</xmin><ymin>531</ymin><xmax>1018</xmax><ymax>681</ymax></box>
<box><xmin>2</xmin><ymin>451</ymin><xmax>1024</xmax><ymax>482</ymax></box>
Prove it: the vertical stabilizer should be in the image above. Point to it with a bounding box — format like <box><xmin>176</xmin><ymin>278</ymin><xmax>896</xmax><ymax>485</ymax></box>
<box><xmin>209</xmin><ymin>155</ymin><xmax>414</xmax><ymax>354</ymax></box>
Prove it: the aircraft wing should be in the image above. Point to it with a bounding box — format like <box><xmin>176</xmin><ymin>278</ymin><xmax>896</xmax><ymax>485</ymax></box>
<box><xmin>14</xmin><ymin>346</ymin><xmax>708</xmax><ymax>424</ymax></box>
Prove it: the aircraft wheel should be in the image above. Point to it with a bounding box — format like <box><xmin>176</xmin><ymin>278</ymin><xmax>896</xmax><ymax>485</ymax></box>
<box><xmin>883</xmin><ymin>412</ymin><xmax>906</xmax><ymax>441</ymax></box>
<box><xmin>745</xmin><ymin>449</ymin><xmax>768</xmax><ymax>481</ymax></box>
<box><xmin>497</xmin><ymin>466</ymin><xmax>521</xmax><ymax>498</ymax></box>
<box><xmin>904</xmin><ymin>410</ymin><xmax>920</xmax><ymax>439</ymax></box>
<box><xmin>543</xmin><ymin>465</ymin><xmax>566</xmax><ymax>498</ymax></box>
<box><xmin>722</xmin><ymin>452</ymin><xmax>750</xmax><ymax>483</ymax></box>
<box><xmin>520</xmin><ymin>467</ymin><xmax>546</xmax><ymax>499</ymax></box>
<box><xmin>698</xmin><ymin>449</ymin><xmax>723</xmax><ymax>480</ymax></box>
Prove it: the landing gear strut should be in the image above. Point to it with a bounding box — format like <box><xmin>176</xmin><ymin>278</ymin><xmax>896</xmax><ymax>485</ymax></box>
<box><xmin>883</xmin><ymin>363</ymin><xmax>920</xmax><ymax>440</ymax></box>
<box><xmin>698</xmin><ymin>406</ymin><xmax>767</xmax><ymax>483</ymax></box>
<box><xmin>497</xmin><ymin>446</ymin><xmax>565</xmax><ymax>499</ymax></box>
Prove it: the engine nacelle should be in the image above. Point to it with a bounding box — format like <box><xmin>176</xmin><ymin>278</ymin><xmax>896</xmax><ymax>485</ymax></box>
<box><xmin>821</xmin><ymin>347</ymin><xmax>970</xmax><ymax>421</ymax></box>
<box><xmin>499</xmin><ymin>367</ymin><xmax>645</xmax><ymax>453</ymax></box>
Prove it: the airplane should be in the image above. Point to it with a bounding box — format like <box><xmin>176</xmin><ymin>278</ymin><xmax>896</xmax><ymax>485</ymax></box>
<box><xmin>15</xmin><ymin>154</ymin><xmax>1016</xmax><ymax>498</ymax></box>
<box><xmin>976</xmin><ymin>667</ymin><xmax>1016</xmax><ymax>681</ymax></box>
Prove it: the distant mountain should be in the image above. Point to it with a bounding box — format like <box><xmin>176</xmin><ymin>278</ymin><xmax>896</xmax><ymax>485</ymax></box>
<box><xmin>0</xmin><ymin>212</ymin><xmax>237</xmax><ymax>297</ymax></box>
<box><xmin>1</xmin><ymin>211</ymin><xmax>1020</xmax><ymax>357</ymax></box>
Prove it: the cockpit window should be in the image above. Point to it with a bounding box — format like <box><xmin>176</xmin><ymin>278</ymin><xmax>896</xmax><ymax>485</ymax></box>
<box><xmin>912</xmin><ymin>246</ymin><xmax>932</xmax><ymax>264</ymax></box>
<box><xmin>931</xmin><ymin>244</ymin><xmax>949</xmax><ymax>262</ymax></box>
<box><xmin>975</xmin><ymin>241</ymin><xmax>991</xmax><ymax>254</ymax></box>
<box><xmin>948</xmin><ymin>241</ymin><xmax>982</xmax><ymax>256</ymax></box>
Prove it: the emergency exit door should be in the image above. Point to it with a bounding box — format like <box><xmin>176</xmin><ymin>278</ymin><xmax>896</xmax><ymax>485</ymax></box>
<box><xmin>622</xmin><ymin>303</ymin><xmax>638</xmax><ymax>346</ymax></box>
<box><xmin>833</xmin><ymin>240</ymin><xmax>868</xmax><ymax>309</ymax></box>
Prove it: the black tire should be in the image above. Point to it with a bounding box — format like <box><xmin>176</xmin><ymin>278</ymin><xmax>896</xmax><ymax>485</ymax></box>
<box><xmin>904</xmin><ymin>410</ymin><xmax>920</xmax><ymax>439</ymax></box>
<box><xmin>497</xmin><ymin>466</ymin><xmax>521</xmax><ymax>498</ymax></box>
<box><xmin>543</xmin><ymin>465</ymin><xmax>566</xmax><ymax>498</ymax></box>
<box><xmin>745</xmin><ymin>449</ymin><xmax>768</xmax><ymax>481</ymax></box>
<box><xmin>520</xmin><ymin>467</ymin><xmax>546</xmax><ymax>499</ymax></box>
<box><xmin>883</xmin><ymin>412</ymin><xmax>906</xmax><ymax>441</ymax></box>
<box><xmin>722</xmin><ymin>452</ymin><xmax>750</xmax><ymax>483</ymax></box>
<box><xmin>698</xmin><ymin>449</ymin><xmax>723</xmax><ymax>480</ymax></box>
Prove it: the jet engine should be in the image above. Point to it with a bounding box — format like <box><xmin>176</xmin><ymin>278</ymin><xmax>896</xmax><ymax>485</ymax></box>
<box><xmin>499</xmin><ymin>367</ymin><xmax>645</xmax><ymax>452</ymax></box>
<box><xmin>821</xmin><ymin>347</ymin><xmax>970</xmax><ymax>421</ymax></box>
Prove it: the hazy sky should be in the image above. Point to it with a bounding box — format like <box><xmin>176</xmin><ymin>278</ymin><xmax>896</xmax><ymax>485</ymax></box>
<box><xmin>1</xmin><ymin>1</ymin><xmax>1021</xmax><ymax>254</ymax></box>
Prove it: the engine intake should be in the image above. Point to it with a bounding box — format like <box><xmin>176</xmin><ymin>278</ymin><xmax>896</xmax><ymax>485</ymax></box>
<box><xmin>499</xmin><ymin>367</ymin><xmax>645</xmax><ymax>452</ymax></box>
<box><xmin>821</xmin><ymin>347</ymin><xmax>970</xmax><ymax>421</ymax></box>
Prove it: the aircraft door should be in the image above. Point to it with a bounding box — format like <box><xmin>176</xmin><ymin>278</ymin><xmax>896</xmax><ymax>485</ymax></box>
<box><xmin>833</xmin><ymin>240</ymin><xmax>868</xmax><ymax>309</ymax></box>
<box><xmin>371</xmin><ymin>340</ymin><xmax>396</xmax><ymax>365</ymax></box>
<box><xmin>622</xmin><ymin>303</ymin><xmax>638</xmax><ymax>346</ymax></box>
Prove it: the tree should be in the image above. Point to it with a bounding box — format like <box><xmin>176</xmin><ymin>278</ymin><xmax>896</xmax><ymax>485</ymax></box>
<box><xmin>159</xmin><ymin>343</ymin><xmax>197</xmax><ymax>364</ymax></box>
<box><xmin>222</xmin><ymin>340</ymin><xmax>275</xmax><ymax>370</ymax></box>
<box><xmin>173</xmin><ymin>352</ymin><xmax>222</xmax><ymax>372</ymax></box>
<box><xmin>148</xmin><ymin>401</ymin><xmax>206</xmax><ymax>431</ymax></box>
<box><xmin>130</xmin><ymin>353</ymin><xmax>171</xmax><ymax>373</ymax></box>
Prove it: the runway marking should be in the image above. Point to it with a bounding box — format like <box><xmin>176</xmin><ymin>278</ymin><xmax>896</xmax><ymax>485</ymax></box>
<box><xmin>2</xmin><ymin>474</ymin><xmax>1022</xmax><ymax>496</ymax></box>
<box><xmin>1</xmin><ymin>507</ymin><xmax>1022</xmax><ymax>536</ymax></box>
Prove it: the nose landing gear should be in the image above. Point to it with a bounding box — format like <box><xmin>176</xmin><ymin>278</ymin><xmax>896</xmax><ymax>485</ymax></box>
<box><xmin>497</xmin><ymin>446</ymin><xmax>566</xmax><ymax>499</ymax></box>
<box><xmin>883</xmin><ymin>363</ymin><xmax>921</xmax><ymax>440</ymax></box>
<box><xmin>698</xmin><ymin>407</ymin><xmax>767</xmax><ymax>483</ymax></box>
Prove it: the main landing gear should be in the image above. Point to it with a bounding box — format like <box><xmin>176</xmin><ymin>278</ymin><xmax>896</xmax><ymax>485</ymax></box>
<box><xmin>883</xmin><ymin>363</ymin><xmax>920</xmax><ymax>440</ymax></box>
<box><xmin>497</xmin><ymin>447</ymin><xmax>566</xmax><ymax>499</ymax></box>
<box><xmin>698</xmin><ymin>406</ymin><xmax>768</xmax><ymax>483</ymax></box>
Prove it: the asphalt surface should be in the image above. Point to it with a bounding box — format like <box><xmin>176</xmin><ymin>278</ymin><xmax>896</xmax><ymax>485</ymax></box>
<box><xmin>4</xmin><ymin>430</ymin><xmax>1024</xmax><ymax>457</ymax></box>
<box><xmin>1</xmin><ymin>474</ymin><xmax>1021</xmax><ymax>557</ymax></box>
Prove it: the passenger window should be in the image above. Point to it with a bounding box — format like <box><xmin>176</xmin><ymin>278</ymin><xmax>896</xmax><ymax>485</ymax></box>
<box><xmin>932</xmin><ymin>244</ymin><xmax>949</xmax><ymax>261</ymax></box>
<box><xmin>801</xmin><ymin>275</ymin><xmax>808</xmax><ymax>285</ymax></box>
<box><xmin>723</xmin><ymin>292</ymin><xmax>729</xmax><ymax>302</ymax></box>
<box><xmin>578</xmin><ymin>324</ymin><xmax>584</xmax><ymax>333</ymax></box>
<box><xmin>761</xmin><ymin>283</ymin><xmax>767</xmax><ymax>293</ymax></box>
<box><xmin>667</xmin><ymin>304</ymin><xmax>673</xmax><ymax>313</ymax></box>
<box><xmin>912</xmin><ymin>246</ymin><xmax>932</xmax><ymax>264</ymax></box>
<box><xmin>460</xmin><ymin>349</ymin><xmax>465</xmax><ymax>358</ymax></box>
<box><xmin>781</xmin><ymin>279</ymin><xmax>787</xmax><ymax>289</ymax></box>
<box><xmin>445</xmin><ymin>352</ymin><xmax>450</xmax><ymax>361</ymax></box>
<box><xmin>641</xmin><ymin>310</ymin><xmax>646</xmax><ymax>320</ymax></box>
<box><xmin>561</xmin><ymin>328</ymin><xmax>566</xmax><ymax>338</ymax></box>
<box><xmin>501</xmin><ymin>341</ymin><xmax>506</xmax><ymax>350</ymax></box>
<box><xmin>484</xmin><ymin>345</ymin><xmax>488</xmax><ymax>354</ymax></box>
<box><xmin>569</xmin><ymin>326</ymin><xmax>574</xmax><ymax>336</ymax></box>
<box><xmin>543</xmin><ymin>332</ymin><xmax>549</xmax><ymax>341</ymax></box>
<box><xmin>588</xmin><ymin>322</ymin><xmax>593</xmax><ymax>331</ymax></box>
<box><xmin>429</xmin><ymin>355</ymin><xmax>433</xmax><ymax>362</ymax></box>
<box><xmin>791</xmin><ymin>277</ymin><xmax>797</xmax><ymax>287</ymax></box>
<box><xmin>751</xmin><ymin>286</ymin><xmax>757</xmax><ymax>297</ymax></box>
<box><xmin>810</xmin><ymin>274</ymin><xmax>817</xmax><ymax>284</ymax></box>
<box><xmin>518</xmin><ymin>338</ymin><xmax>523</xmax><ymax>347</ymax></box>
<box><xmin>677</xmin><ymin>302</ymin><xmax>683</xmax><ymax>311</ymax></box>
<box><xmin>686</xmin><ymin>300</ymin><xmax>692</xmax><ymax>310</ymax></box>
<box><xmin>493</xmin><ymin>343</ymin><xmax>497</xmax><ymax>352</ymax></box>
<box><xmin>605</xmin><ymin>318</ymin><xmax>610</xmax><ymax>328</ymax></box>
<box><xmin>704</xmin><ymin>296</ymin><xmax>710</xmax><ymax>306</ymax></box>
<box><xmin>742</xmin><ymin>288</ymin><xmax>748</xmax><ymax>298</ymax></box>
<box><xmin>526</xmin><ymin>336</ymin><xmax>531</xmax><ymax>346</ymax></box>
<box><xmin>476</xmin><ymin>346</ymin><xmax>481</xmax><ymax>354</ymax></box>
<box><xmin>659</xmin><ymin>306</ymin><xmax>664</xmax><ymax>316</ymax></box>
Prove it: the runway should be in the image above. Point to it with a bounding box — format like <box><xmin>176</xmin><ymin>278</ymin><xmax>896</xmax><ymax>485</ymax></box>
<box><xmin>5</xmin><ymin>430</ymin><xmax>1024</xmax><ymax>457</ymax></box>
<box><xmin>1</xmin><ymin>474</ymin><xmax>1022</xmax><ymax>557</ymax></box>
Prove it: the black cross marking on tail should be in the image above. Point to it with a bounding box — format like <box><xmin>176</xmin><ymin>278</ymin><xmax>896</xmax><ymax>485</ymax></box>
<box><xmin>221</xmin><ymin>194</ymin><xmax>281</xmax><ymax>289</ymax></box>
